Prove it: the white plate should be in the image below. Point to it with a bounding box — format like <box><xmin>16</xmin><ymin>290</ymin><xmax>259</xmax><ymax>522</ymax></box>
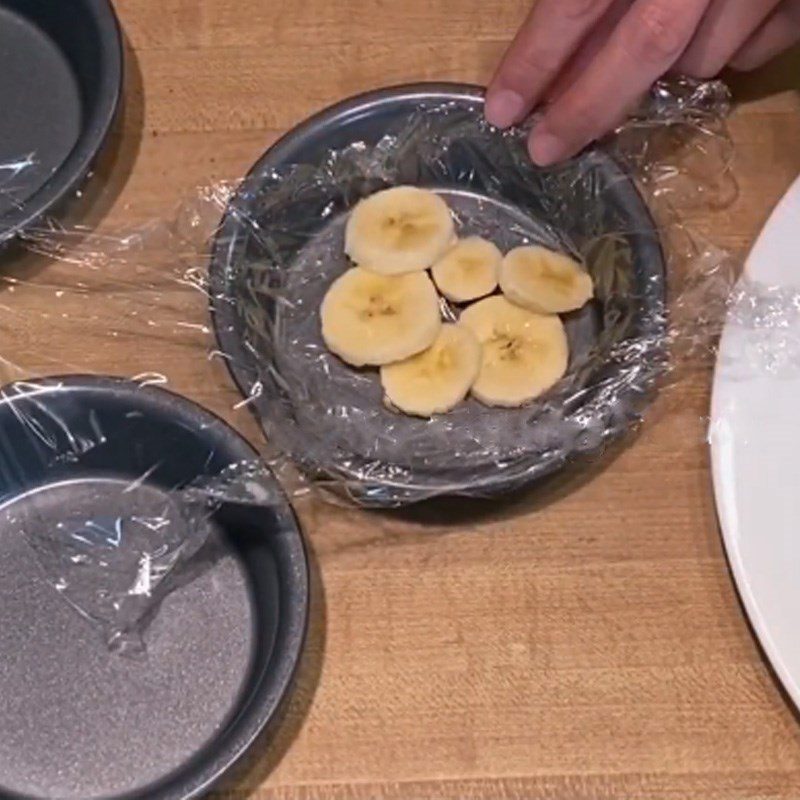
<box><xmin>710</xmin><ymin>174</ymin><xmax>800</xmax><ymax>704</ymax></box>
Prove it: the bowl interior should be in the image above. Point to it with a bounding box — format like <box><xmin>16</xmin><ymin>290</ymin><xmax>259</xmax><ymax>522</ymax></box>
<box><xmin>0</xmin><ymin>377</ymin><xmax>308</xmax><ymax>800</ymax></box>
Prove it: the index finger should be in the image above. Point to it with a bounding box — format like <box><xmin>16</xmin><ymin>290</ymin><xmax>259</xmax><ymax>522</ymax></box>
<box><xmin>486</xmin><ymin>0</ymin><xmax>616</xmax><ymax>129</ymax></box>
<box><xmin>529</xmin><ymin>0</ymin><xmax>709</xmax><ymax>165</ymax></box>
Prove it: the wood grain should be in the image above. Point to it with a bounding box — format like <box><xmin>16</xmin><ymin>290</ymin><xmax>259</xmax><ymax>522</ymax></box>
<box><xmin>10</xmin><ymin>1</ymin><xmax>800</xmax><ymax>797</ymax></box>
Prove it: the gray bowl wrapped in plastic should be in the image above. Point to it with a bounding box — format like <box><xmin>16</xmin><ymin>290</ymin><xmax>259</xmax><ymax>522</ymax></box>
<box><xmin>210</xmin><ymin>83</ymin><xmax>669</xmax><ymax>507</ymax></box>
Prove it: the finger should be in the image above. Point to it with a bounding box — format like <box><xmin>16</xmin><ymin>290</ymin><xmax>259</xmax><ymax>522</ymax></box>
<box><xmin>485</xmin><ymin>0</ymin><xmax>617</xmax><ymax>129</ymax></box>
<box><xmin>729</xmin><ymin>0</ymin><xmax>800</xmax><ymax>71</ymax></box>
<box><xmin>543</xmin><ymin>0</ymin><xmax>631</xmax><ymax>103</ymax></box>
<box><xmin>529</xmin><ymin>0</ymin><xmax>710</xmax><ymax>165</ymax></box>
<box><xmin>675</xmin><ymin>0</ymin><xmax>782</xmax><ymax>77</ymax></box>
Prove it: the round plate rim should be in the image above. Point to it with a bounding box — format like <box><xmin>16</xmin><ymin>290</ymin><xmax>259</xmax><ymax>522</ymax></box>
<box><xmin>709</xmin><ymin>174</ymin><xmax>800</xmax><ymax>712</ymax></box>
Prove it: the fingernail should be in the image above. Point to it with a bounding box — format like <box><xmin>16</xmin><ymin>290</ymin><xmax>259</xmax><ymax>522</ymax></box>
<box><xmin>530</xmin><ymin>129</ymin><xmax>567</xmax><ymax>166</ymax></box>
<box><xmin>485</xmin><ymin>89</ymin><xmax>525</xmax><ymax>129</ymax></box>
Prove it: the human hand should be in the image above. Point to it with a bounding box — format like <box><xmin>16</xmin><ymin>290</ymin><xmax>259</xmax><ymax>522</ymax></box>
<box><xmin>486</xmin><ymin>0</ymin><xmax>800</xmax><ymax>165</ymax></box>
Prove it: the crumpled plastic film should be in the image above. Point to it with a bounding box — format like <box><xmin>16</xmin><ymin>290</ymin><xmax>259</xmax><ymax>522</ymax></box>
<box><xmin>0</xmin><ymin>153</ymin><xmax>38</xmax><ymax>221</ymax></box>
<box><xmin>0</xmin><ymin>77</ymin><xmax>787</xmax><ymax>647</ymax></box>
<box><xmin>0</xmin><ymin>376</ymin><xmax>283</xmax><ymax>657</ymax></box>
<box><xmin>0</xmin><ymin>155</ymin><xmax>293</xmax><ymax>655</ymax></box>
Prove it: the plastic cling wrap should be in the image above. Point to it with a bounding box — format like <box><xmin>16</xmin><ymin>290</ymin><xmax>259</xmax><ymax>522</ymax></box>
<box><xmin>0</xmin><ymin>376</ymin><xmax>284</xmax><ymax>657</ymax></box>
<box><xmin>207</xmin><ymin>79</ymin><xmax>736</xmax><ymax>505</ymax></box>
<box><xmin>0</xmin><ymin>79</ymin><xmax>758</xmax><ymax>649</ymax></box>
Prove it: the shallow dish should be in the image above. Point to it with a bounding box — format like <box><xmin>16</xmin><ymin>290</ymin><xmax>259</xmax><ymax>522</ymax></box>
<box><xmin>0</xmin><ymin>376</ymin><xmax>308</xmax><ymax>800</ymax></box>
<box><xmin>0</xmin><ymin>0</ymin><xmax>122</xmax><ymax>243</ymax></box>
<box><xmin>210</xmin><ymin>83</ymin><xmax>666</xmax><ymax>505</ymax></box>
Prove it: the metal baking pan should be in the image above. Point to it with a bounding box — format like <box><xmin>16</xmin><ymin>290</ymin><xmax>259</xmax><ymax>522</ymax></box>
<box><xmin>0</xmin><ymin>0</ymin><xmax>123</xmax><ymax>244</ymax></box>
<box><xmin>209</xmin><ymin>83</ymin><xmax>666</xmax><ymax>506</ymax></box>
<box><xmin>0</xmin><ymin>376</ymin><xmax>309</xmax><ymax>799</ymax></box>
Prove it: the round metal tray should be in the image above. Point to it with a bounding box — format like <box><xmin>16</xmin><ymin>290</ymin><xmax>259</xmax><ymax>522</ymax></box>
<box><xmin>0</xmin><ymin>376</ymin><xmax>309</xmax><ymax>799</ymax></box>
<box><xmin>0</xmin><ymin>0</ymin><xmax>123</xmax><ymax>243</ymax></box>
<box><xmin>209</xmin><ymin>83</ymin><xmax>666</xmax><ymax>506</ymax></box>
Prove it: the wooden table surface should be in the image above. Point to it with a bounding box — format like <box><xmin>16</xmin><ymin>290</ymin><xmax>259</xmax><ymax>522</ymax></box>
<box><xmin>8</xmin><ymin>1</ymin><xmax>800</xmax><ymax>798</ymax></box>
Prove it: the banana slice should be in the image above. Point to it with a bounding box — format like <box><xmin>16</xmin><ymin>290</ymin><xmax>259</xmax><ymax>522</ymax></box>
<box><xmin>345</xmin><ymin>186</ymin><xmax>455</xmax><ymax>275</ymax></box>
<box><xmin>321</xmin><ymin>267</ymin><xmax>441</xmax><ymax>367</ymax></box>
<box><xmin>380</xmin><ymin>324</ymin><xmax>481</xmax><ymax>417</ymax></box>
<box><xmin>431</xmin><ymin>236</ymin><xmax>502</xmax><ymax>303</ymax></box>
<box><xmin>500</xmin><ymin>245</ymin><xmax>593</xmax><ymax>314</ymax></box>
<box><xmin>459</xmin><ymin>295</ymin><xmax>568</xmax><ymax>407</ymax></box>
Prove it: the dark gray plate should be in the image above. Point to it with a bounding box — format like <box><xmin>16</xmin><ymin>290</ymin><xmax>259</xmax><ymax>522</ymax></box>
<box><xmin>0</xmin><ymin>0</ymin><xmax>122</xmax><ymax>243</ymax></box>
<box><xmin>209</xmin><ymin>83</ymin><xmax>667</xmax><ymax>506</ymax></box>
<box><xmin>0</xmin><ymin>376</ymin><xmax>309</xmax><ymax>799</ymax></box>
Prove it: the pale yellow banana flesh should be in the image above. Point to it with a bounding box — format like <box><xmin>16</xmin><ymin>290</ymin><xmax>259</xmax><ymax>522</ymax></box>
<box><xmin>459</xmin><ymin>295</ymin><xmax>568</xmax><ymax>407</ymax></box>
<box><xmin>380</xmin><ymin>324</ymin><xmax>481</xmax><ymax>417</ymax></box>
<box><xmin>321</xmin><ymin>267</ymin><xmax>441</xmax><ymax>367</ymax></box>
<box><xmin>345</xmin><ymin>186</ymin><xmax>455</xmax><ymax>275</ymax></box>
<box><xmin>431</xmin><ymin>236</ymin><xmax>502</xmax><ymax>303</ymax></box>
<box><xmin>500</xmin><ymin>245</ymin><xmax>593</xmax><ymax>314</ymax></box>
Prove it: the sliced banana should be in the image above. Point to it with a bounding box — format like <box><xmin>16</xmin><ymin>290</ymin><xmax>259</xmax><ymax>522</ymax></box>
<box><xmin>500</xmin><ymin>245</ymin><xmax>593</xmax><ymax>314</ymax></box>
<box><xmin>431</xmin><ymin>236</ymin><xmax>502</xmax><ymax>303</ymax></box>
<box><xmin>345</xmin><ymin>186</ymin><xmax>455</xmax><ymax>275</ymax></box>
<box><xmin>380</xmin><ymin>324</ymin><xmax>481</xmax><ymax>417</ymax></box>
<box><xmin>459</xmin><ymin>295</ymin><xmax>568</xmax><ymax>407</ymax></box>
<box><xmin>321</xmin><ymin>267</ymin><xmax>441</xmax><ymax>367</ymax></box>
